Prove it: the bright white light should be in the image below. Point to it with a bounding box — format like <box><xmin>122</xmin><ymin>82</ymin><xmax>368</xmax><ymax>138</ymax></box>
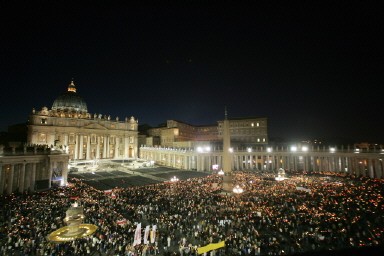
<box><xmin>247</xmin><ymin>147</ymin><xmax>252</xmax><ymax>153</ymax></box>
<box><xmin>267</xmin><ymin>147</ymin><xmax>272</xmax><ymax>153</ymax></box>
<box><xmin>205</xmin><ymin>146</ymin><xmax>211</xmax><ymax>152</ymax></box>
<box><xmin>229</xmin><ymin>148</ymin><xmax>234</xmax><ymax>153</ymax></box>
<box><xmin>302</xmin><ymin>146</ymin><xmax>308</xmax><ymax>152</ymax></box>
<box><xmin>218</xmin><ymin>170</ymin><xmax>224</xmax><ymax>175</ymax></box>
<box><xmin>170</xmin><ymin>176</ymin><xmax>179</xmax><ymax>182</ymax></box>
<box><xmin>290</xmin><ymin>146</ymin><xmax>297</xmax><ymax>152</ymax></box>
<box><xmin>329</xmin><ymin>147</ymin><xmax>336</xmax><ymax>153</ymax></box>
<box><xmin>197</xmin><ymin>147</ymin><xmax>203</xmax><ymax>152</ymax></box>
<box><xmin>275</xmin><ymin>176</ymin><xmax>287</xmax><ymax>181</ymax></box>
<box><xmin>233</xmin><ymin>185</ymin><xmax>244</xmax><ymax>194</ymax></box>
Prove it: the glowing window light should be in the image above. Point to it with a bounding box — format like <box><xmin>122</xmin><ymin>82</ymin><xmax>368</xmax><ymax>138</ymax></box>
<box><xmin>290</xmin><ymin>146</ymin><xmax>297</xmax><ymax>152</ymax></box>
<box><xmin>302</xmin><ymin>146</ymin><xmax>308</xmax><ymax>152</ymax></box>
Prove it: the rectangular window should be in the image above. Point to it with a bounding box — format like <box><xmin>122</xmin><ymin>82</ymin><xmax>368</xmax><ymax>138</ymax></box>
<box><xmin>41</xmin><ymin>118</ymin><xmax>47</xmax><ymax>124</ymax></box>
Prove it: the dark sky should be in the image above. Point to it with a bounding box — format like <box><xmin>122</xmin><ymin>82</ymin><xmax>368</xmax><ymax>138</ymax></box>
<box><xmin>1</xmin><ymin>1</ymin><xmax>383</xmax><ymax>143</ymax></box>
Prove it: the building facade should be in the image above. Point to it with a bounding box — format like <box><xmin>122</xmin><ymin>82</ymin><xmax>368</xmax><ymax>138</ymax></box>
<box><xmin>139</xmin><ymin>145</ymin><xmax>384</xmax><ymax>178</ymax></box>
<box><xmin>146</xmin><ymin>117</ymin><xmax>268</xmax><ymax>148</ymax></box>
<box><xmin>27</xmin><ymin>81</ymin><xmax>139</xmax><ymax>161</ymax></box>
<box><xmin>217</xmin><ymin>117</ymin><xmax>268</xmax><ymax>145</ymax></box>
<box><xmin>0</xmin><ymin>145</ymin><xmax>69</xmax><ymax>195</ymax></box>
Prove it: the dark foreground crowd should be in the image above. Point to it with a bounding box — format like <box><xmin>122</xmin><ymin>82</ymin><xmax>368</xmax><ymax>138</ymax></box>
<box><xmin>1</xmin><ymin>170</ymin><xmax>384</xmax><ymax>256</ymax></box>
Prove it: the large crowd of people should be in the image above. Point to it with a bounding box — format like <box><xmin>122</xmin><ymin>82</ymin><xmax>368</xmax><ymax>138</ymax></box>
<box><xmin>1</xmin><ymin>169</ymin><xmax>384</xmax><ymax>256</ymax></box>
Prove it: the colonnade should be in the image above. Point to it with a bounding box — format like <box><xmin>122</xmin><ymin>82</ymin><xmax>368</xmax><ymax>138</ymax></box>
<box><xmin>140</xmin><ymin>146</ymin><xmax>384</xmax><ymax>178</ymax></box>
<box><xmin>0</xmin><ymin>154</ymin><xmax>69</xmax><ymax>195</ymax></box>
<box><xmin>67</xmin><ymin>133</ymin><xmax>135</xmax><ymax>161</ymax></box>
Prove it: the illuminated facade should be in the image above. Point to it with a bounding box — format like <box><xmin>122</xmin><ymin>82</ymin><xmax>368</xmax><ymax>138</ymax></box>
<box><xmin>139</xmin><ymin>145</ymin><xmax>384</xmax><ymax>178</ymax></box>
<box><xmin>0</xmin><ymin>146</ymin><xmax>69</xmax><ymax>195</ymax></box>
<box><xmin>146</xmin><ymin>117</ymin><xmax>268</xmax><ymax>148</ymax></box>
<box><xmin>217</xmin><ymin>117</ymin><xmax>268</xmax><ymax>144</ymax></box>
<box><xmin>141</xmin><ymin>113</ymin><xmax>383</xmax><ymax>178</ymax></box>
<box><xmin>27</xmin><ymin>81</ymin><xmax>139</xmax><ymax>161</ymax></box>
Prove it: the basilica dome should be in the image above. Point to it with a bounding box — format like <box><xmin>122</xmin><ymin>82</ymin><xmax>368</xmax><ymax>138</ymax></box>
<box><xmin>52</xmin><ymin>80</ymin><xmax>88</xmax><ymax>113</ymax></box>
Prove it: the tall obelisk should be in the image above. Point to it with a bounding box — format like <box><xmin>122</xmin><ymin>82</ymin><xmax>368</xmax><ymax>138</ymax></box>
<box><xmin>222</xmin><ymin>107</ymin><xmax>233</xmax><ymax>193</ymax></box>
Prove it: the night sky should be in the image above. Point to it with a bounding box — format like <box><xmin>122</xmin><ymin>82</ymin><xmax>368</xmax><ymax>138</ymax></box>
<box><xmin>1</xmin><ymin>1</ymin><xmax>383</xmax><ymax>143</ymax></box>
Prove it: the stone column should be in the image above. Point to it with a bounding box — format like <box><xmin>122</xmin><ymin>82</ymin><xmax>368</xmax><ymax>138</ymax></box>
<box><xmin>124</xmin><ymin>137</ymin><xmax>129</xmax><ymax>159</ymax></box>
<box><xmin>49</xmin><ymin>161</ymin><xmax>56</xmax><ymax>188</ymax></box>
<box><xmin>79</xmin><ymin>135</ymin><xmax>84</xmax><ymax>160</ymax></box>
<box><xmin>64</xmin><ymin>134</ymin><xmax>69</xmax><ymax>146</ymax></box>
<box><xmin>208</xmin><ymin>156</ymin><xmax>212</xmax><ymax>171</ymax></box>
<box><xmin>103</xmin><ymin>136</ymin><xmax>107</xmax><ymax>158</ymax></box>
<box><xmin>368</xmin><ymin>158</ymin><xmax>374</xmax><ymax>178</ymax></box>
<box><xmin>7</xmin><ymin>164</ymin><xmax>14</xmax><ymax>194</ymax></box>
<box><xmin>184</xmin><ymin>156</ymin><xmax>188</xmax><ymax>170</ymax></box>
<box><xmin>173</xmin><ymin>154</ymin><xmax>176</xmax><ymax>168</ymax></box>
<box><xmin>115</xmin><ymin>136</ymin><xmax>119</xmax><ymax>159</ymax></box>
<box><xmin>106</xmin><ymin>136</ymin><xmax>110</xmax><ymax>158</ymax></box>
<box><xmin>96</xmin><ymin>136</ymin><xmax>100</xmax><ymax>159</ymax></box>
<box><xmin>19</xmin><ymin>163</ymin><xmax>26</xmax><ymax>193</ymax></box>
<box><xmin>30</xmin><ymin>163</ymin><xmax>36</xmax><ymax>192</ymax></box>
<box><xmin>74</xmin><ymin>134</ymin><xmax>79</xmax><ymax>160</ymax></box>
<box><xmin>0</xmin><ymin>164</ymin><xmax>4</xmax><ymax>195</ymax></box>
<box><xmin>86</xmin><ymin>135</ymin><xmax>91</xmax><ymax>160</ymax></box>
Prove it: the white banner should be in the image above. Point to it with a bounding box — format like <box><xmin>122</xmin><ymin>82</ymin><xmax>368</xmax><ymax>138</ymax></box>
<box><xmin>144</xmin><ymin>225</ymin><xmax>150</xmax><ymax>244</ymax></box>
<box><xmin>133</xmin><ymin>223</ymin><xmax>142</xmax><ymax>246</ymax></box>
<box><xmin>296</xmin><ymin>186</ymin><xmax>311</xmax><ymax>193</ymax></box>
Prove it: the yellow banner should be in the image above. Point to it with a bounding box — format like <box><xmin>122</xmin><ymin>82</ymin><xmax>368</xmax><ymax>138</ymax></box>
<box><xmin>197</xmin><ymin>241</ymin><xmax>225</xmax><ymax>254</ymax></box>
